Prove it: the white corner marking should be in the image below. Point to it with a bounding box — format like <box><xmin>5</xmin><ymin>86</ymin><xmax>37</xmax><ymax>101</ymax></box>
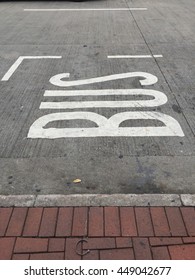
<box><xmin>1</xmin><ymin>56</ymin><xmax>62</xmax><ymax>81</ymax></box>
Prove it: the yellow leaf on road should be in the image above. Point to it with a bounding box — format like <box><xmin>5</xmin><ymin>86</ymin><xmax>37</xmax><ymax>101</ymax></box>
<box><xmin>73</xmin><ymin>179</ymin><xmax>82</xmax><ymax>183</ymax></box>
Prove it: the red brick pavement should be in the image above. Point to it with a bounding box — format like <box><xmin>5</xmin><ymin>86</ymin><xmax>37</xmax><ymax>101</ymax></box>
<box><xmin>0</xmin><ymin>206</ymin><xmax>195</xmax><ymax>260</ymax></box>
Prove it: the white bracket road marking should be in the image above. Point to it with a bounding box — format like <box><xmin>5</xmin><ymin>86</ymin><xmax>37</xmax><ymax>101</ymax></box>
<box><xmin>41</xmin><ymin>89</ymin><xmax>168</xmax><ymax>108</ymax></box>
<box><xmin>107</xmin><ymin>55</ymin><xmax>163</xmax><ymax>59</ymax></box>
<box><xmin>27</xmin><ymin>111</ymin><xmax>185</xmax><ymax>138</ymax></box>
<box><xmin>1</xmin><ymin>56</ymin><xmax>62</xmax><ymax>81</ymax></box>
<box><xmin>49</xmin><ymin>72</ymin><xmax>158</xmax><ymax>87</ymax></box>
<box><xmin>24</xmin><ymin>8</ymin><xmax>148</xmax><ymax>12</ymax></box>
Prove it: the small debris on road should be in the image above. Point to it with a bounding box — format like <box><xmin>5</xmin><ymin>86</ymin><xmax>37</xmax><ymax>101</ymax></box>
<box><xmin>73</xmin><ymin>179</ymin><xmax>82</xmax><ymax>184</ymax></box>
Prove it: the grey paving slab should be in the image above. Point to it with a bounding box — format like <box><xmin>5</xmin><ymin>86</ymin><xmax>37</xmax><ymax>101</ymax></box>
<box><xmin>181</xmin><ymin>194</ymin><xmax>195</xmax><ymax>206</ymax></box>
<box><xmin>0</xmin><ymin>193</ymin><xmax>186</xmax><ymax>207</ymax></box>
<box><xmin>0</xmin><ymin>195</ymin><xmax>35</xmax><ymax>207</ymax></box>
<box><xmin>0</xmin><ymin>0</ymin><xmax>194</xmax><ymax>196</ymax></box>
<box><xmin>34</xmin><ymin>194</ymin><xmax>181</xmax><ymax>207</ymax></box>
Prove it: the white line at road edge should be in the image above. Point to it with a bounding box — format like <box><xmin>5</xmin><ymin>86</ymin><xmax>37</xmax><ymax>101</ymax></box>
<box><xmin>1</xmin><ymin>56</ymin><xmax>62</xmax><ymax>81</ymax></box>
<box><xmin>23</xmin><ymin>8</ymin><xmax>148</xmax><ymax>12</ymax></box>
<box><xmin>107</xmin><ymin>55</ymin><xmax>163</xmax><ymax>58</ymax></box>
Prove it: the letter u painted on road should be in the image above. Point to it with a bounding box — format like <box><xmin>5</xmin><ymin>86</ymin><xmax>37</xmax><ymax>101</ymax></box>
<box><xmin>27</xmin><ymin>72</ymin><xmax>184</xmax><ymax>138</ymax></box>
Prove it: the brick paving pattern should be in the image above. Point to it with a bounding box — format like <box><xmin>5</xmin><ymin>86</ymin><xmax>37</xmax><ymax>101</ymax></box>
<box><xmin>0</xmin><ymin>207</ymin><xmax>195</xmax><ymax>260</ymax></box>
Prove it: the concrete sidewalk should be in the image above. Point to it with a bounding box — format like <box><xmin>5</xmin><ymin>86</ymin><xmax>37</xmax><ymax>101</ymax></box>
<box><xmin>0</xmin><ymin>206</ymin><xmax>195</xmax><ymax>260</ymax></box>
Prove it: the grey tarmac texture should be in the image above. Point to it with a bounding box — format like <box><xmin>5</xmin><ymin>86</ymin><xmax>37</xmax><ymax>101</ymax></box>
<box><xmin>0</xmin><ymin>0</ymin><xmax>194</xmax><ymax>196</ymax></box>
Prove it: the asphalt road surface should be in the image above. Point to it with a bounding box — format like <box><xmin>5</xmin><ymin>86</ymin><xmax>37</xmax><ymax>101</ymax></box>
<box><xmin>0</xmin><ymin>0</ymin><xmax>195</xmax><ymax>195</ymax></box>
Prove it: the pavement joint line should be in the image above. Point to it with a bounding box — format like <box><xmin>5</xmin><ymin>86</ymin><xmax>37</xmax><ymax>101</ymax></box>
<box><xmin>23</xmin><ymin>8</ymin><xmax>148</xmax><ymax>12</ymax></box>
<box><xmin>0</xmin><ymin>194</ymin><xmax>195</xmax><ymax>207</ymax></box>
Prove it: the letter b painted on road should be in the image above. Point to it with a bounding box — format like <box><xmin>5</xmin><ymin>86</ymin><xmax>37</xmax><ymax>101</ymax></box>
<box><xmin>28</xmin><ymin>111</ymin><xmax>184</xmax><ymax>138</ymax></box>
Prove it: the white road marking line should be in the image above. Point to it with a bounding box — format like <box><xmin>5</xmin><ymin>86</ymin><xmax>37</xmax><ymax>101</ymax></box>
<box><xmin>107</xmin><ymin>55</ymin><xmax>163</xmax><ymax>58</ymax></box>
<box><xmin>153</xmin><ymin>55</ymin><xmax>163</xmax><ymax>58</ymax></box>
<box><xmin>24</xmin><ymin>8</ymin><xmax>148</xmax><ymax>12</ymax></box>
<box><xmin>1</xmin><ymin>56</ymin><xmax>62</xmax><ymax>81</ymax></box>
